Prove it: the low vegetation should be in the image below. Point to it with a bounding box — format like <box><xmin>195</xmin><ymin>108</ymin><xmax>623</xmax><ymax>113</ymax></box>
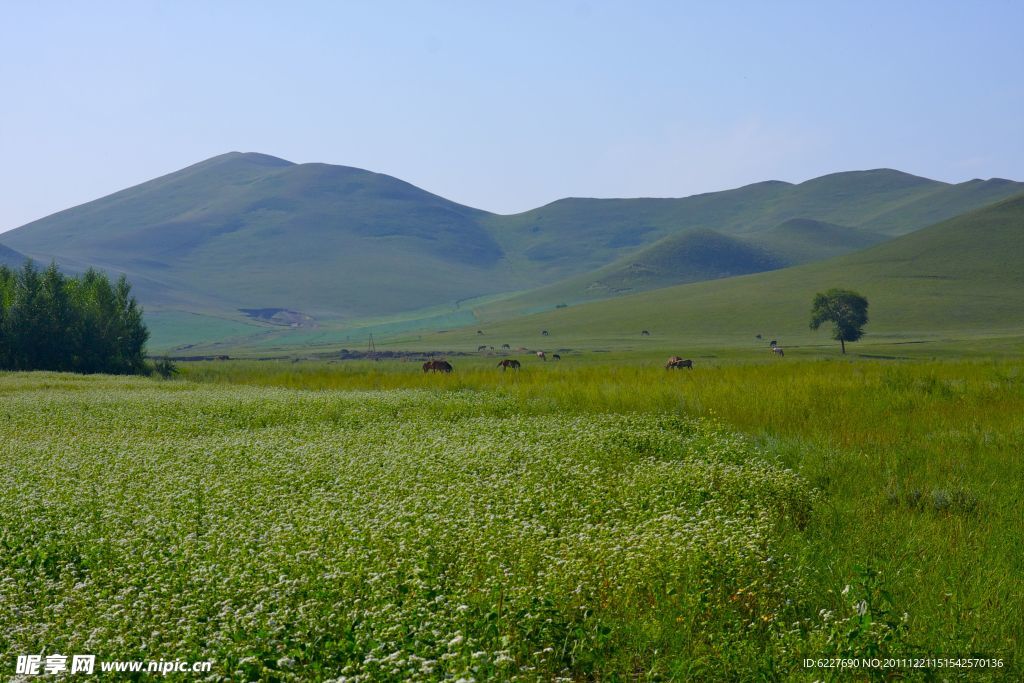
<box><xmin>2</xmin><ymin>374</ymin><xmax>823</xmax><ymax>680</ymax></box>
<box><xmin>2</xmin><ymin>354</ymin><xmax>1020</xmax><ymax>678</ymax></box>
<box><xmin>181</xmin><ymin>356</ymin><xmax>1024</xmax><ymax>676</ymax></box>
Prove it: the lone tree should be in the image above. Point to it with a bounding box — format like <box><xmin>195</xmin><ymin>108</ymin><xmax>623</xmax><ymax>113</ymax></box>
<box><xmin>810</xmin><ymin>288</ymin><xmax>869</xmax><ymax>354</ymax></box>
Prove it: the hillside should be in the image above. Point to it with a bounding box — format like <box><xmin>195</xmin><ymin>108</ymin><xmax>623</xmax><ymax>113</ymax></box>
<box><xmin>484</xmin><ymin>170</ymin><xmax>1024</xmax><ymax>280</ymax></box>
<box><xmin>476</xmin><ymin>218</ymin><xmax>894</xmax><ymax>319</ymax></box>
<box><xmin>748</xmin><ymin>218</ymin><xmax>888</xmax><ymax>263</ymax></box>
<box><xmin>4</xmin><ymin>153</ymin><xmax>1022</xmax><ymax>348</ymax></box>
<box><xmin>459</xmin><ymin>193</ymin><xmax>1024</xmax><ymax>348</ymax></box>
<box><xmin>474</xmin><ymin>230</ymin><xmax>788</xmax><ymax>318</ymax></box>
<box><xmin>0</xmin><ymin>243</ymin><xmax>30</xmax><ymax>268</ymax></box>
<box><xmin>2</xmin><ymin>152</ymin><xmax>517</xmax><ymax>319</ymax></box>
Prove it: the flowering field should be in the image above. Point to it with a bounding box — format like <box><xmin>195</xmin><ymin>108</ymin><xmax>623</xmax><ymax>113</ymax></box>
<box><xmin>0</xmin><ymin>373</ymin><xmax>840</xmax><ymax>680</ymax></box>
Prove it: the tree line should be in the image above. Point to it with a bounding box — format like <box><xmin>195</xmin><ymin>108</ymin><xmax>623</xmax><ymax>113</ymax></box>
<box><xmin>0</xmin><ymin>261</ymin><xmax>149</xmax><ymax>374</ymax></box>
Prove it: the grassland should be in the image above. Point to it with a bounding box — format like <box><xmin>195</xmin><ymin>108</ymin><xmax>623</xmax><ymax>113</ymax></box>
<box><xmin>187</xmin><ymin>355</ymin><xmax>1023</xmax><ymax>675</ymax></box>
<box><xmin>2</xmin><ymin>373</ymin><xmax>820</xmax><ymax>680</ymax></box>
<box><xmin>2</xmin><ymin>354</ymin><xmax>1021</xmax><ymax>680</ymax></box>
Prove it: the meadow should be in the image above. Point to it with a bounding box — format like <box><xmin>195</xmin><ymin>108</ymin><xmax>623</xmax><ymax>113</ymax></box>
<box><xmin>184</xmin><ymin>355</ymin><xmax>1024</xmax><ymax>676</ymax></box>
<box><xmin>2</xmin><ymin>356</ymin><xmax>1020</xmax><ymax>680</ymax></box>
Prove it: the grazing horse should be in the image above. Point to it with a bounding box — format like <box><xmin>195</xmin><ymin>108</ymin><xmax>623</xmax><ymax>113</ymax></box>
<box><xmin>772</xmin><ymin>347</ymin><xmax>785</xmax><ymax>357</ymax></box>
<box><xmin>641</xmin><ymin>330</ymin><xmax>650</xmax><ymax>336</ymax></box>
<box><xmin>422</xmin><ymin>360</ymin><xmax>453</xmax><ymax>373</ymax></box>
<box><xmin>541</xmin><ymin>330</ymin><xmax>550</xmax><ymax>336</ymax></box>
<box><xmin>552</xmin><ymin>354</ymin><xmax>561</xmax><ymax>360</ymax></box>
<box><xmin>497</xmin><ymin>359</ymin><xmax>521</xmax><ymax>371</ymax></box>
<box><xmin>665</xmin><ymin>356</ymin><xmax>693</xmax><ymax>370</ymax></box>
<box><xmin>477</xmin><ymin>345</ymin><xmax>488</xmax><ymax>352</ymax></box>
<box><xmin>501</xmin><ymin>343</ymin><xmax>510</xmax><ymax>350</ymax></box>
<box><xmin>536</xmin><ymin>351</ymin><xmax>546</xmax><ymax>361</ymax></box>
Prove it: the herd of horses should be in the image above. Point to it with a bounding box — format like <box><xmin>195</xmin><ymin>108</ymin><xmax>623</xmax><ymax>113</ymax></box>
<box><xmin>422</xmin><ymin>334</ymin><xmax>787</xmax><ymax>373</ymax></box>
<box><xmin>424</xmin><ymin>354</ymin><xmax>699</xmax><ymax>373</ymax></box>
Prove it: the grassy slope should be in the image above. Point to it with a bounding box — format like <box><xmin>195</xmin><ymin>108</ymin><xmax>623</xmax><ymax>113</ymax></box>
<box><xmin>2</xmin><ymin>153</ymin><xmax>520</xmax><ymax>319</ymax></box>
<box><xmin>749</xmin><ymin>217</ymin><xmax>888</xmax><ymax>261</ymax></box>
<box><xmin>470</xmin><ymin>218</ymin><xmax>895</xmax><ymax>319</ymax></box>
<box><xmin>7</xmin><ymin>157</ymin><xmax>1024</xmax><ymax>331</ymax></box>
<box><xmin>472</xmin><ymin>230</ymin><xmax>789</xmax><ymax>317</ymax></box>
<box><xmin>5</xmin><ymin>156</ymin><xmax>1024</xmax><ymax>357</ymax></box>
<box><xmin>0</xmin><ymin>242</ymin><xmax>30</xmax><ymax>268</ymax></box>
<box><xmin>484</xmin><ymin>170</ymin><xmax>1023</xmax><ymax>279</ymax></box>
<box><xmin>455</xmin><ymin>193</ymin><xmax>1024</xmax><ymax>350</ymax></box>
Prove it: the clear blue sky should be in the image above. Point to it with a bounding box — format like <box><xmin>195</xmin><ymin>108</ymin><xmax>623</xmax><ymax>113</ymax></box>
<box><xmin>1</xmin><ymin>1</ymin><xmax>1022</xmax><ymax>232</ymax></box>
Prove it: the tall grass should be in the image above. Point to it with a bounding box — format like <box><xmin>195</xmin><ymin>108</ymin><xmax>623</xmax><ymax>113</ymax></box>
<box><xmin>184</xmin><ymin>357</ymin><xmax>1024</xmax><ymax>667</ymax></box>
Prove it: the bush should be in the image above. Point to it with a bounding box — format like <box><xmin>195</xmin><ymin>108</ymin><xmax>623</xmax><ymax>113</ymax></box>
<box><xmin>151</xmin><ymin>357</ymin><xmax>179</xmax><ymax>380</ymax></box>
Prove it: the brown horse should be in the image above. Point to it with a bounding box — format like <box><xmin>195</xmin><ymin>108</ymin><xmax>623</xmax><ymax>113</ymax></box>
<box><xmin>665</xmin><ymin>356</ymin><xmax>693</xmax><ymax>370</ymax></box>
<box><xmin>422</xmin><ymin>360</ymin><xmax>453</xmax><ymax>373</ymax></box>
<box><xmin>497</xmin><ymin>359</ymin><xmax>521</xmax><ymax>371</ymax></box>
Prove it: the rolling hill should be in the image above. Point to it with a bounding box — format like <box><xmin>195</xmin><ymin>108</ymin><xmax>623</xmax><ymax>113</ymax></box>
<box><xmin>457</xmin><ymin>192</ymin><xmax>1024</xmax><ymax>349</ymax></box>
<box><xmin>474</xmin><ymin>218</ymin><xmax>892</xmax><ymax>319</ymax></box>
<box><xmin>749</xmin><ymin>218</ymin><xmax>888</xmax><ymax>263</ymax></box>
<box><xmin>1</xmin><ymin>153</ymin><xmax>520</xmax><ymax>320</ymax></box>
<box><xmin>0</xmin><ymin>243</ymin><xmax>30</xmax><ymax>269</ymax></box>
<box><xmin>3</xmin><ymin>153</ymin><xmax>1022</xmax><ymax>350</ymax></box>
<box><xmin>472</xmin><ymin>230</ymin><xmax>788</xmax><ymax>318</ymax></box>
<box><xmin>482</xmin><ymin>171</ymin><xmax>1024</xmax><ymax>280</ymax></box>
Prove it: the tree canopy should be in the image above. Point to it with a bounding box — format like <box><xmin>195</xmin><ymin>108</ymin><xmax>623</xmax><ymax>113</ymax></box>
<box><xmin>0</xmin><ymin>260</ymin><xmax>149</xmax><ymax>374</ymax></box>
<box><xmin>809</xmin><ymin>288</ymin><xmax>869</xmax><ymax>354</ymax></box>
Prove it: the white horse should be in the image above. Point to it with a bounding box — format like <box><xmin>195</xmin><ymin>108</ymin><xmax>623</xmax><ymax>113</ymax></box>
<box><xmin>536</xmin><ymin>351</ymin><xmax>546</xmax><ymax>361</ymax></box>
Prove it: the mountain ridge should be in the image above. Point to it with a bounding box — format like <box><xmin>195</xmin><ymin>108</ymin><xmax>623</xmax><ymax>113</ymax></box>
<box><xmin>4</xmin><ymin>153</ymin><xmax>1022</xmax><ymax>342</ymax></box>
<box><xmin>466</xmin><ymin>191</ymin><xmax>1024</xmax><ymax>344</ymax></box>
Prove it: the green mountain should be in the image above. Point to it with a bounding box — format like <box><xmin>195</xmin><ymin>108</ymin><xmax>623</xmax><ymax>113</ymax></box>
<box><xmin>476</xmin><ymin>218</ymin><xmax>892</xmax><ymax>319</ymax></box>
<box><xmin>3</xmin><ymin>153</ymin><xmax>1021</xmax><ymax>349</ymax></box>
<box><xmin>474</xmin><ymin>230</ymin><xmax>788</xmax><ymax>318</ymax></box>
<box><xmin>749</xmin><ymin>218</ymin><xmax>888</xmax><ymax>263</ymax></box>
<box><xmin>0</xmin><ymin>243</ymin><xmax>31</xmax><ymax>268</ymax></box>
<box><xmin>484</xmin><ymin>170</ymin><xmax>1024</xmax><ymax>279</ymax></box>
<box><xmin>2</xmin><ymin>152</ymin><xmax>516</xmax><ymax>319</ymax></box>
<box><xmin>463</xmin><ymin>193</ymin><xmax>1024</xmax><ymax>347</ymax></box>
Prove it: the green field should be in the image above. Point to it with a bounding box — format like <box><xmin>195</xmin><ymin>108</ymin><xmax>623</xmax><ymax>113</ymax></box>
<box><xmin>2</xmin><ymin>355</ymin><xmax>1020</xmax><ymax>680</ymax></box>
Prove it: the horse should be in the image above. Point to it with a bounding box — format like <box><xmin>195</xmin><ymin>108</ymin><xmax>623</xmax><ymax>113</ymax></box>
<box><xmin>501</xmin><ymin>343</ymin><xmax>510</xmax><ymax>350</ymax></box>
<box><xmin>771</xmin><ymin>347</ymin><xmax>784</xmax><ymax>357</ymax></box>
<box><xmin>541</xmin><ymin>330</ymin><xmax>550</xmax><ymax>336</ymax></box>
<box><xmin>665</xmin><ymin>356</ymin><xmax>693</xmax><ymax>370</ymax></box>
<box><xmin>422</xmin><ymin>360</ymin><xmax>453</xmax><ymax>373</ymax></box>
<box><xmin>552</xmin><ymin>354</ymin><xmax>561</xmax><ymax>360</ymax></box>
<box><xmin>641</xmin><ymin>330</ymin><xmax>650</xmax><ymax>336</ymax></box>
<box><xmin>477</xmin><ymin>345</ymin><xmax>488</xmax><ymax>352</ymax></box>
<box><xmin>497</xmin><ymin>359</ymin><xmax>521</xmax><ymax>371</ymax></box>
<box><xmin>536</xmin><ymin>351</ymin><xmax>546</xmax><ymax>361</ymax></box>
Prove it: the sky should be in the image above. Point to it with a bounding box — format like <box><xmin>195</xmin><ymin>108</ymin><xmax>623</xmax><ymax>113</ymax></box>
<box><xmin>1</xmin><ymin>1</ymin><xmax>1022</xmax><ymax>232</ymax></box>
